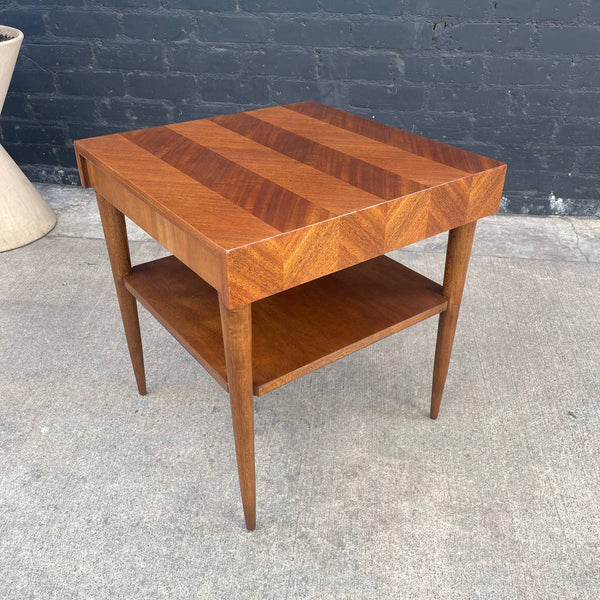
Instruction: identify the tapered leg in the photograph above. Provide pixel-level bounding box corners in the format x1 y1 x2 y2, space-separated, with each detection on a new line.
430 221 477 419
219 296 255 530
96 194 146 395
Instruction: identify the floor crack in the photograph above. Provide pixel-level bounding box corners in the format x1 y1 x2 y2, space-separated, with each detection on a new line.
566 217 590 263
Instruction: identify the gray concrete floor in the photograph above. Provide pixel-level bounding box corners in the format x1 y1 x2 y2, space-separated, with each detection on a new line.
1 185 599 599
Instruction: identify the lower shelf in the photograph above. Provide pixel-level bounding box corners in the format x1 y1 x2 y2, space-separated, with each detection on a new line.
123 255 447 396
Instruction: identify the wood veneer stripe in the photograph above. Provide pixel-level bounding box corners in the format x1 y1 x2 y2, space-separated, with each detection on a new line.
77 133 282 249
169 119 386 215
254 106 471 186
124 127 334 233
212 112 426 199
286 101 502 174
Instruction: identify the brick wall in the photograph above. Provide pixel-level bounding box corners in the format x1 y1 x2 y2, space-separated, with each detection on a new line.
1 0 599 216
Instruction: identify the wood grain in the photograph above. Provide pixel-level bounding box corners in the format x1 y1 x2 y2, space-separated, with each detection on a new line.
247 106 472 186
285 101 502 174
213 111 426 198
123 254 448 396
75 101 506 309
124 126 333 233
219 297 255 531
96 194 146 396
430 221 477 419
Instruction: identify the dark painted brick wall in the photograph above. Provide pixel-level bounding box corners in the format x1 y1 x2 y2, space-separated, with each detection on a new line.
1 0 599 215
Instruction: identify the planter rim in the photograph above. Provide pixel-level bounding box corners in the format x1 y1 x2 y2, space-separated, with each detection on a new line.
0 25 24 46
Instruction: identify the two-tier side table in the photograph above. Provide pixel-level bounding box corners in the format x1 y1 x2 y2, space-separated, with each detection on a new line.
75 101 506 530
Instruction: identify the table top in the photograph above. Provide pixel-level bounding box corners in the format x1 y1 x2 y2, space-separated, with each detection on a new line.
75 101 506 307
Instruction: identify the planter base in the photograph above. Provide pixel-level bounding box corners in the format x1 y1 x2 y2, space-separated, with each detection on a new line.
0 144 56 252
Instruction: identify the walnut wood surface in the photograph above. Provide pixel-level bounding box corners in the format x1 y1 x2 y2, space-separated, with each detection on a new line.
75 101 506 309
123 255 447 396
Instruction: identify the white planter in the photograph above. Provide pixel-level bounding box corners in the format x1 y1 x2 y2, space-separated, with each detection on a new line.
0 25 55 252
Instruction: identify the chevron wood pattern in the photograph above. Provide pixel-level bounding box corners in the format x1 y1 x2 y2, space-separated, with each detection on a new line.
75 101 506 308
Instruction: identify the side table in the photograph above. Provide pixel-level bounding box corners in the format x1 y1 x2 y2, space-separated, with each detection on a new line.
75 101 506 530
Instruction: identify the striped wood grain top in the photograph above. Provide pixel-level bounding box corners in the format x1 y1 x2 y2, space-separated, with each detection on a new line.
75 101 507 307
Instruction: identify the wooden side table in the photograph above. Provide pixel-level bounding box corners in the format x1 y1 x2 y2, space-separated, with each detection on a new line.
75 101 506 530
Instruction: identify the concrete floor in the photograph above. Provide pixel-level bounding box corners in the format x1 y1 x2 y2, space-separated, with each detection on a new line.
1 185 599 599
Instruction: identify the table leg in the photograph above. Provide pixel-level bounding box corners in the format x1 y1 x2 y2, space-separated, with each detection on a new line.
96 194 147 396
219 297 256 531
430 221 477 419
